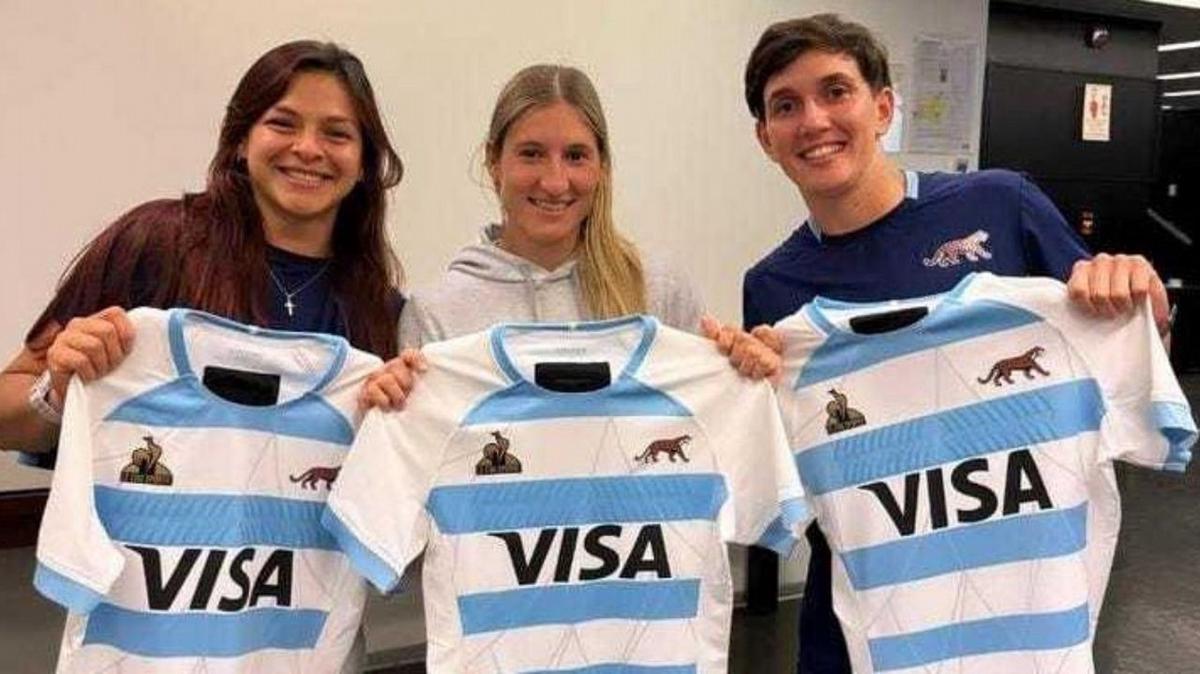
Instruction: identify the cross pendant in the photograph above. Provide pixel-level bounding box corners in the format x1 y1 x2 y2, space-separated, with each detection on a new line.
284 297 296 317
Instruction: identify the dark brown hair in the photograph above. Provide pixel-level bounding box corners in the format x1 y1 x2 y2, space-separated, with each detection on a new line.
744 14 892 122
28 40 404 359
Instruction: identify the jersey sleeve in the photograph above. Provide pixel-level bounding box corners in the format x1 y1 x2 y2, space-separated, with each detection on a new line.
988 275 1196 471
33 377 126 614
323 402 452 594
1017 173 1091 279
708 379 809 556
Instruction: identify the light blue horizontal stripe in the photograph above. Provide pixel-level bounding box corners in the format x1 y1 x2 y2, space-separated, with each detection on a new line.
427 475 726 535
33 563 105 614
95 486 337 550
320 507 401 594
105 379 354 446
796 296 1042 388
522 665 696 674
796 379 1104 495
458 579 700 635
1152 401 1198 472
842 502 1088 590
869 603 1090 671
83 603 327 657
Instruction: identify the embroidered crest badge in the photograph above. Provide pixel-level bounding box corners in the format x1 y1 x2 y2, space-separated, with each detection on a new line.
476 431 522 475
977 346 1050 386
825 390 866 435
290 466 341 490
119 435 174 486
922 229 993 268
634 435 692 464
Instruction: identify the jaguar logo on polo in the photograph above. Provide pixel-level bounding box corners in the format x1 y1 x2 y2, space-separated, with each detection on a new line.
825 389 866 435
634 435 692 464
475 431 522 475
922 229 993 268
119 435 174 486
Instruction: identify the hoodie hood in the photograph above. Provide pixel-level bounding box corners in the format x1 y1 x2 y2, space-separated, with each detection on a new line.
447 223 578 284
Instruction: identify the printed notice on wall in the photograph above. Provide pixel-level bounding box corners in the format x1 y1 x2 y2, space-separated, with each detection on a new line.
1082 83 1112 142
909 36 977 153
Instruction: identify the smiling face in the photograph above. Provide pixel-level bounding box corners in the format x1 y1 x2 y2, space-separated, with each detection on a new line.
755 49 894 203
240 70 363 244
488 100 602 270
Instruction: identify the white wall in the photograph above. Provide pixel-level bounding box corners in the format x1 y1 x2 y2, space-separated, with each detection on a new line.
0 0 987 626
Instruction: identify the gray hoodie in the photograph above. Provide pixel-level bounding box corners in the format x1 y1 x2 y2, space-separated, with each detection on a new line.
399 225 704 347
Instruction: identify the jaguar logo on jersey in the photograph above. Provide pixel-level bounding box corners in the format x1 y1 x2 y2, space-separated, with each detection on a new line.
489 524 671 585
977 346 1050 386
119 435 174 486
634 435 692 463
127 545 292 611
858 449 1053 536
290 466 340 490
922 229 993 268
476 431 522 475
825 389 866 435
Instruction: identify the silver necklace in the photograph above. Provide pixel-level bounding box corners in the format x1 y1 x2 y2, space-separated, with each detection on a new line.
267 261 332 317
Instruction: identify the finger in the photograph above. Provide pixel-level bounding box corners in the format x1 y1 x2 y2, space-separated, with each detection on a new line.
738 351 757 377
729 337 750 370
358 383 391 411
1128 258 1152 307
750 325 784 354
98 306 136 352
1066 260 1097 315
708 324 736 356
86 316 126 372
1149 275 1171 331
375 375 409 410
699 315 721 341
399 347 427 373
49 347 98 382
1106 255 1134 315
57 330 111 378
383 363 415 394
1089 255 1116 317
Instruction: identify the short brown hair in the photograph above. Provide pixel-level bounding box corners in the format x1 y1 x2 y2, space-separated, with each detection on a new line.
744 14 891 122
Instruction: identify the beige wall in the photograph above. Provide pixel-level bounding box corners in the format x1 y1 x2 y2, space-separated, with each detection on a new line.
0 0 988 620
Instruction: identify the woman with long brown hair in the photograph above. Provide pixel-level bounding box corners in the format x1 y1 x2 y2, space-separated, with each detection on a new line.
0 40 406 455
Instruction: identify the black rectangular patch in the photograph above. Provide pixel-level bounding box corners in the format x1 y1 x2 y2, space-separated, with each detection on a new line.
534 362 611 392
202 366 281 406
848 307 929 334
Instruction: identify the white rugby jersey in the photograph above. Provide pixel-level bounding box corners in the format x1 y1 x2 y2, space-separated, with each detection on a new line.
775 272 1197 674
323 315 806 673
35 307 380 673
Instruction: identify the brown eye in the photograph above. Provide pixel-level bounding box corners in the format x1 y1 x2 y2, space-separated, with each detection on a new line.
771 98 797 116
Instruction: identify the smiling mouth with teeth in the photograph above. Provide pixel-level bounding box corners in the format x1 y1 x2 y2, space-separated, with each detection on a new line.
530 198 573 212
278 167 331 183
802 143 846 160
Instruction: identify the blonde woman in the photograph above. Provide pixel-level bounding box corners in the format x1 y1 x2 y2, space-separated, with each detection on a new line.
399 64 701 347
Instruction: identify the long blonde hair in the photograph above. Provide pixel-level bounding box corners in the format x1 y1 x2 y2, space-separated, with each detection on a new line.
484 64 646 319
